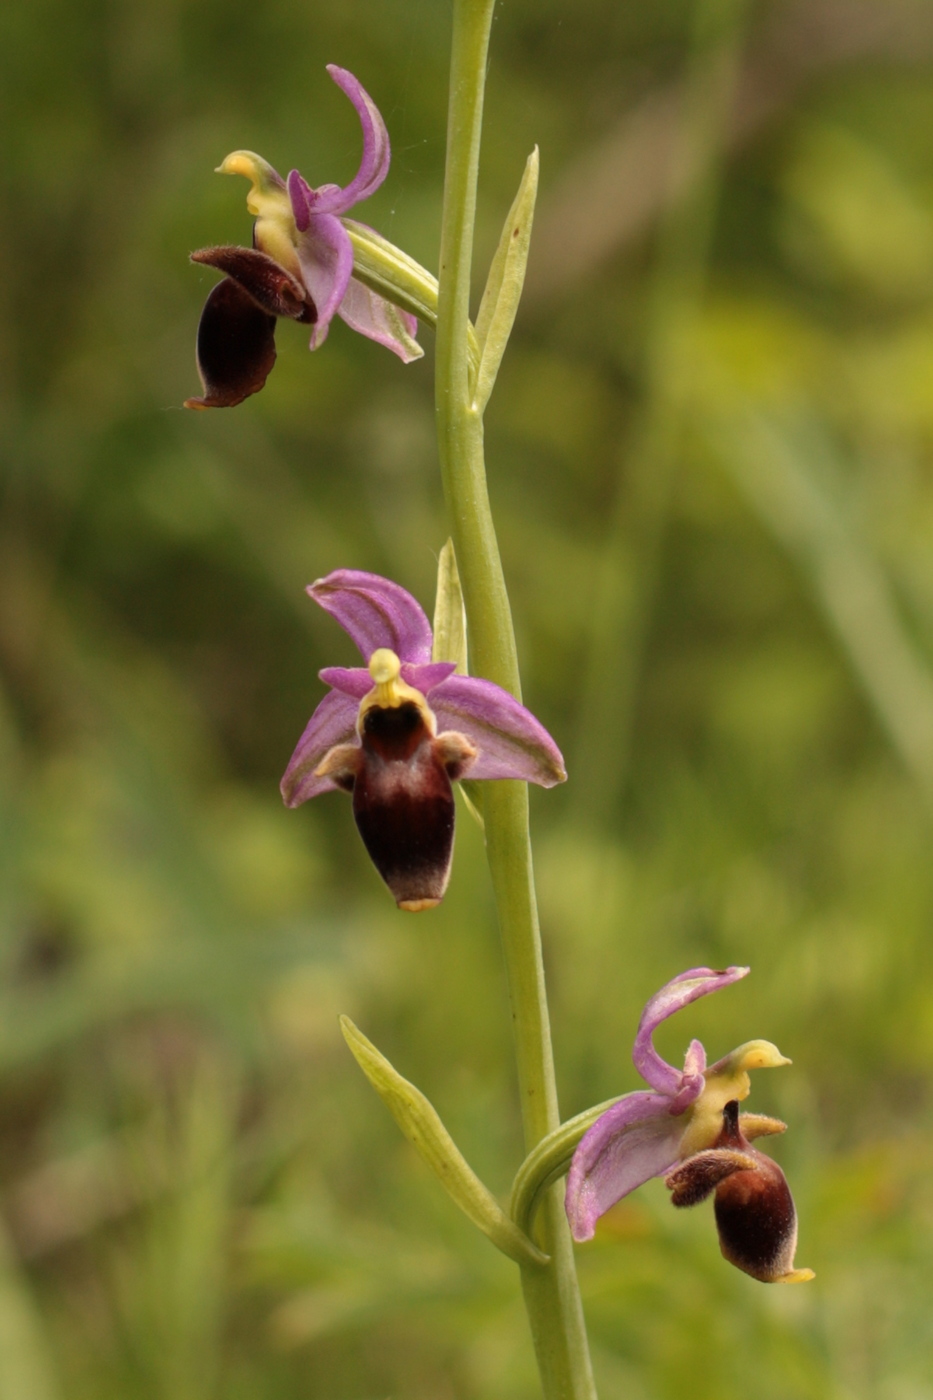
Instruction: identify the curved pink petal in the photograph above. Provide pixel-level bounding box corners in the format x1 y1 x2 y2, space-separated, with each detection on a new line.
565 1092 686 1242
428 675 566 787
287 169 316 231
281 689 359 806
401 662 457 694
315 65 390 214
633 967 749 1096
309 570 434 665
291 205 354 350
337 278 423 363
319 666 371 699
668 1038 707 1114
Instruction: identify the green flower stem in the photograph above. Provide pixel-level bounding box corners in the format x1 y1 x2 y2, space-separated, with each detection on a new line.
434 0 596 1395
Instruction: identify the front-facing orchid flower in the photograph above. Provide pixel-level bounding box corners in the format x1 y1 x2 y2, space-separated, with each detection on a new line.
281 570 566 910
565 968 814 1284
185 65 421 410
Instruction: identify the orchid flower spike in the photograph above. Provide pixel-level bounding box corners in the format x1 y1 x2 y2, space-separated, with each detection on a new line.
565 968 814 1284
185 65 421 409
281 570 566 910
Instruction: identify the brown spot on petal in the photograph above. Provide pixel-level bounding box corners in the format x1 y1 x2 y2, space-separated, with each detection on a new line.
352 702 456 909
185 277 277 409
190 245 316 322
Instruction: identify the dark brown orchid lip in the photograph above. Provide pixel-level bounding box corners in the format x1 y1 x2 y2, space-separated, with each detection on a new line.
712 1100 803 1283
666 1099 811 1283
190 245 317 322
352 701 457 911
311 699 477 911
185 245 318 410
184 276 278 410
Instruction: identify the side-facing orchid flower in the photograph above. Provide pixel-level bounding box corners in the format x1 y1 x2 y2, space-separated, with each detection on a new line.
185 65 421 410
565 967 814 1284
281 570 565 911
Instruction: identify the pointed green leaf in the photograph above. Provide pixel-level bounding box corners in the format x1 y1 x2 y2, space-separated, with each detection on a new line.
340 1016 548 1267
432 543 482 827
457 779 485 831
473 148 539 413
432 539 468 674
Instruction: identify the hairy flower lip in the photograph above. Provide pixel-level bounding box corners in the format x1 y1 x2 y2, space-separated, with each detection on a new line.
190 245 316 322
564 968 812 1284
186 66 422 410
666 1099 814 1284
281 570 565 907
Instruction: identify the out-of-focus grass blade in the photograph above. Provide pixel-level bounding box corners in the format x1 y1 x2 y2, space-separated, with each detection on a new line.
713 411 933 801
0 1220 62 1400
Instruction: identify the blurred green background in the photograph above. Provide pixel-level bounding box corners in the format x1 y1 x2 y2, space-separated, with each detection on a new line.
3 0 933 1394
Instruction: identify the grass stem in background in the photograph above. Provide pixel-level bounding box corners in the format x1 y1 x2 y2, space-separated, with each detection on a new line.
572 0 750 829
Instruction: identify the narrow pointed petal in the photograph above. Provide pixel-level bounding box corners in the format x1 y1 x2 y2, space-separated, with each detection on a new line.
740 1113 787 1140
318 666 372 699
668 1038 707 1114
309 571 434 665
337 278 423 362
428 675 566 787
401 661 457 694
565 1092 685 1242
184 277 277 410
281 689 359 806
306 66 390 216
190 246 314 321
291 206 354 350
632 967 749 1096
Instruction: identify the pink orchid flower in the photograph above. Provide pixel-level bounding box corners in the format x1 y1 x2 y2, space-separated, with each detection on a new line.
565 968 814 1284
281 570 565 910
186 66 420 409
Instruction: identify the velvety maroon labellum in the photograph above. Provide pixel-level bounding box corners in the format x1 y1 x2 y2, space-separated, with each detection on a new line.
190 245 317 323
666 1099 803 1283
712 1101 799 1282
184 277 278 410
351 702 456 911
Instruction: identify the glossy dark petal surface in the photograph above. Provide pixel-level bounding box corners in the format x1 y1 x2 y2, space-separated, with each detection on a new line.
352 702 456 909
184 277 277 410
